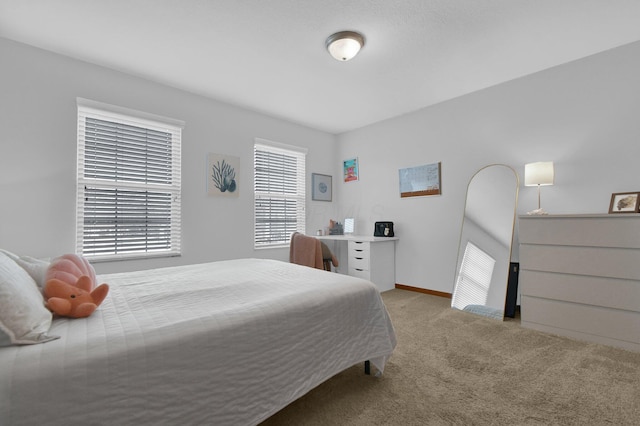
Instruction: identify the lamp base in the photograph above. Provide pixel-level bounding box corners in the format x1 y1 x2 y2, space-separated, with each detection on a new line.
527 208 549 216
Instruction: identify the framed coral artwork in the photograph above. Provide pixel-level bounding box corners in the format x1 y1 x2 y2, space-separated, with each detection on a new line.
207 153 239 197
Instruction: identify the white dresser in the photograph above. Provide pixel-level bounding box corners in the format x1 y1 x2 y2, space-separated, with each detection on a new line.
519 214 640 352
318 235 398 292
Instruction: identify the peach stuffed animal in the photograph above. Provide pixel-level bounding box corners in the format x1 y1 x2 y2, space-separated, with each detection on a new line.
44 254 109 318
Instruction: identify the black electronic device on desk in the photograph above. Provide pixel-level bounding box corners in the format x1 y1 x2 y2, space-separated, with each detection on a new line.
374 221 394 237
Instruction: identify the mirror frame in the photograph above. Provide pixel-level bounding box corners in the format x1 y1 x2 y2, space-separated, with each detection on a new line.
452 164 519 320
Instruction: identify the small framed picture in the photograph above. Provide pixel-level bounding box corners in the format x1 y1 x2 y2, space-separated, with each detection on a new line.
207 153 239 197
608 192 640 213
343 158 359 183
312 173 332 201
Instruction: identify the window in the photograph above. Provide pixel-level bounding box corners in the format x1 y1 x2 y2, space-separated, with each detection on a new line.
254 139 307 248
451 242 496 310
76 98 183 261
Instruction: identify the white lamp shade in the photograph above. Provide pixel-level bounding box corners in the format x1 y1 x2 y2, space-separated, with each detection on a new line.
524 162 554 186
326 31 365 61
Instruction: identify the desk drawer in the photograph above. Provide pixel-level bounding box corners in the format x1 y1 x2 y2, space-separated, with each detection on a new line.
348 240 370 257
350 255 370 270
349 267 371 280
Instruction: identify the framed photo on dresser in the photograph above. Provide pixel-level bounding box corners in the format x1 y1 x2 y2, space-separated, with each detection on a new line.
608 192 640 213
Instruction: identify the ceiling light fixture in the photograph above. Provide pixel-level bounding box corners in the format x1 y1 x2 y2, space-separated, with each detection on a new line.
325 31 365 61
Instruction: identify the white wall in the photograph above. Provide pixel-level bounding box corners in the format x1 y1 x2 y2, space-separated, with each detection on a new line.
3 37 640 289
0 38 337 274
336 40 640 294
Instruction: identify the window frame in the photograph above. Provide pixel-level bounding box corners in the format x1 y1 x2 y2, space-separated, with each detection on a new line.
76 98 184 262
253 138 307 249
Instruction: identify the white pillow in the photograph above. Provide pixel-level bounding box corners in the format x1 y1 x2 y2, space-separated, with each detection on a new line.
0 249 50 289
0 251 58 346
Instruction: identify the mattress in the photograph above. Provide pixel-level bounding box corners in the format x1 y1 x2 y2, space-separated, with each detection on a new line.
0 258 396 426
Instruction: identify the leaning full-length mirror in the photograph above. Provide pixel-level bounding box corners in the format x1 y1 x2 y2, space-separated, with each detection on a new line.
452 164 519 320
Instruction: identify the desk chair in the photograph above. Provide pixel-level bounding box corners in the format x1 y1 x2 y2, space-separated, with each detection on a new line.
320 241 339 272
289 232 338 272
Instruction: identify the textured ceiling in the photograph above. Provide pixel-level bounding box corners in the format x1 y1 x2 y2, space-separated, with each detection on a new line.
2 0 640 134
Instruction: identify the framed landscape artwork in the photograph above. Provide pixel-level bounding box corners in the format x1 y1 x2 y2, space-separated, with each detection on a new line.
399 161 442 197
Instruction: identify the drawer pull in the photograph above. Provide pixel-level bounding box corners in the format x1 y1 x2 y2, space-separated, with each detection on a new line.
355 268 364 271
355 257 363 260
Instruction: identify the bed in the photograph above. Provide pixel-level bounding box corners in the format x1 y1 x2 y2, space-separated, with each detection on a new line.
0 258 396 426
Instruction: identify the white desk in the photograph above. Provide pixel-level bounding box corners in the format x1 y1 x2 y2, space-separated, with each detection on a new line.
317 235 399 292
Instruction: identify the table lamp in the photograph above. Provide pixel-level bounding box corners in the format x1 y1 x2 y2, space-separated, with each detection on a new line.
525 161 554 215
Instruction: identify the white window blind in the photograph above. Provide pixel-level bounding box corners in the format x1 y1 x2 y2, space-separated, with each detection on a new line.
76 99 183 261
451 241 496 310
254 139 306 248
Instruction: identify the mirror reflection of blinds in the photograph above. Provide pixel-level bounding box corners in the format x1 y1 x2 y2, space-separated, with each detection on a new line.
254 140 306 248
77 100 182 260
451 242 496 310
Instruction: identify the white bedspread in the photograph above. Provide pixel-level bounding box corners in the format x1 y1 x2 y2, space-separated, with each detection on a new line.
0 259 396 426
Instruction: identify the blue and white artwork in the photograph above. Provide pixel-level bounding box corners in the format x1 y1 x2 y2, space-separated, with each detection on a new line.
208 153 239 197
312 173 332 201
399 161 441 197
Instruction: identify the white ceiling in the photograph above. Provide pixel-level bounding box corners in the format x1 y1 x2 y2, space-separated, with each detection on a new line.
2 0 640 134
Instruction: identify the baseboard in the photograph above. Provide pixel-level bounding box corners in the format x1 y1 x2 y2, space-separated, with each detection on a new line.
394 283 452 299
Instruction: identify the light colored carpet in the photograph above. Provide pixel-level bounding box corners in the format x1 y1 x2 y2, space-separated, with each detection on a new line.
261 289 640 425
